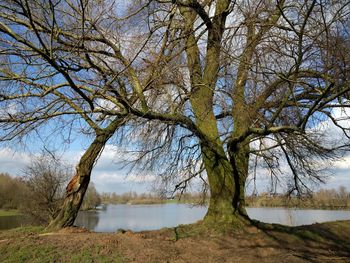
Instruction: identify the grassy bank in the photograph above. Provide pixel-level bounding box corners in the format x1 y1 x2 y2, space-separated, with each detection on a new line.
101 192 205 206
246 195 350 210
102 198 206 206
246 187 350 210
101 187 350 209
0 210 21 217
103 197 350 210
1 220 350 262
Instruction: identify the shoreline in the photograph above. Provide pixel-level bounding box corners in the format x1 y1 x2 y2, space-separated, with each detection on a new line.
1 220 349 262
99 201 350 210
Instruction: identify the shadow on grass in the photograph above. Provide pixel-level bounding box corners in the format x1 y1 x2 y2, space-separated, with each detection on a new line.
251 219 350 262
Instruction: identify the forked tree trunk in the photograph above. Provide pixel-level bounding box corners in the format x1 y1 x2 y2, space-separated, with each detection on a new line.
229 141 250 217
201 143 250 228
46 130 113 231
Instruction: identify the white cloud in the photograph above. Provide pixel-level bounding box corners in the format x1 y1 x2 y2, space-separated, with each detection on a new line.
333 155 350 170
0 143 154 193
315 105 350 141
2 103 350 195
95 98 118 111
0 147 31 176
90 144 155 192
94 171 155 184
0 102 17 118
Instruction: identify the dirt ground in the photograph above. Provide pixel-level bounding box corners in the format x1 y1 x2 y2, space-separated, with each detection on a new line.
1 220 350 262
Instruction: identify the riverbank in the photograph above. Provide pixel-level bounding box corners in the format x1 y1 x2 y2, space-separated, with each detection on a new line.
103 200 350 210
102 198 203 206
101 187 350 210
0 210 21 217
1 220 349 262
246 195 350 210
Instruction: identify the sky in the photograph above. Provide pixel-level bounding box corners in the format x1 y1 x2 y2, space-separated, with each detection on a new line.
0 138 349 195
0 108 349 195
1 1 349 196
1 103 350 195
0 144 154 194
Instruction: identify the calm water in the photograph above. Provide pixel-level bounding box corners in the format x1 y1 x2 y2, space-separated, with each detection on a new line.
73 204 350 232
0 215 31 230
2 204 350 231
75 204 207 232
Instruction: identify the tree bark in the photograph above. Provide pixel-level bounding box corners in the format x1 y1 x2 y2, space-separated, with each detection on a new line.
229 141 250 217
46 130 112 230
46 117 125 231
201 142 250 227
201 145 234 219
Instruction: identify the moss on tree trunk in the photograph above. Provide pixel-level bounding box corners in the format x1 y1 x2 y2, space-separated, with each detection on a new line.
230 141 250 217
46 131 113 231
201 144 250 229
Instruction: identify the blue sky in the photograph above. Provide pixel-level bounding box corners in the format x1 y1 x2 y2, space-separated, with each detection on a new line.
0 144 152 194
0 139 349 195
1 1 349 196
0 96 349 195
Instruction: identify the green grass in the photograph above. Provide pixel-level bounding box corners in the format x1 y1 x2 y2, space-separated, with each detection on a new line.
0 226 45 239
1 243 61 263
0 242 125 263
0 226 126 263
165 199 178 204
1 221 350 263
0 209 21 217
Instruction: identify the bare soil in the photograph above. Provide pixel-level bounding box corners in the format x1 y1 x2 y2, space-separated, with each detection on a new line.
1 220 350 262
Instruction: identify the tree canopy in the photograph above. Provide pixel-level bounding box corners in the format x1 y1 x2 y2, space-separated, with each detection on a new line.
0 0 349 229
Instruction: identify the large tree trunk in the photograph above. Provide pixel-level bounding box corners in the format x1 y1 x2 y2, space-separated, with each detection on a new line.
46 130 113 231
178 0 244 229
229 141 250 217
201 145 234 220
201 143 250 228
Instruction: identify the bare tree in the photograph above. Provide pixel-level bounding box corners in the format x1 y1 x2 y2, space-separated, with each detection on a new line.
0 0 350 230
0 172 28 209
22 154 70 223
0 0 129 229
81 182 101 210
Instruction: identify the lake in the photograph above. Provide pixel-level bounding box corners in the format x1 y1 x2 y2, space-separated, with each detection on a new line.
0 215 31 230
74 204 350 232
2 204 350 231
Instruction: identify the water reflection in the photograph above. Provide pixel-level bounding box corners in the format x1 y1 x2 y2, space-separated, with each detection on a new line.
247 207 350 226
2 204 350 232
75 211 99 230
75 204 206 232
74 204 350 232
0 215 31 230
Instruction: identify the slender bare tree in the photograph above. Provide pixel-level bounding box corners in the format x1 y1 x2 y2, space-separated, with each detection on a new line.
0 0 350 230
22 154 70 223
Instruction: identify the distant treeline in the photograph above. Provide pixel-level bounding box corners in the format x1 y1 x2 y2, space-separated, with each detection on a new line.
0 170 101 224
101 192 206 205
102 187 350 210
246 186 350 209
2 169 349 223
0 173 28 210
